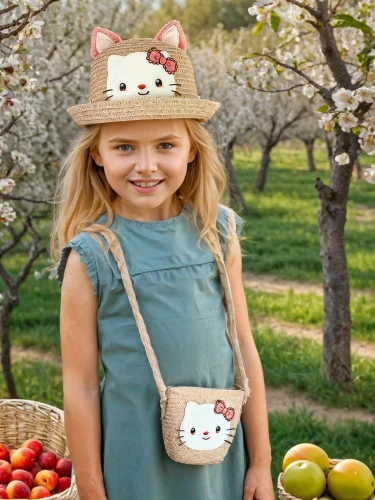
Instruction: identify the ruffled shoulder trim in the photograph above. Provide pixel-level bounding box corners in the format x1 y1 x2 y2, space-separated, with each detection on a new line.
56 233 99 296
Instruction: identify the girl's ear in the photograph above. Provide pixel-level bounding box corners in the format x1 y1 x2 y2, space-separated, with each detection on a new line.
91 27 122 58
154 20 186 51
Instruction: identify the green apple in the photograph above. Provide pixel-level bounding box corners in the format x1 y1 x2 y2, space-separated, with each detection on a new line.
283 459 327 500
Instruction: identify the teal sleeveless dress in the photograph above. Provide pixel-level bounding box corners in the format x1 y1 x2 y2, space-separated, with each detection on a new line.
57 201 248 500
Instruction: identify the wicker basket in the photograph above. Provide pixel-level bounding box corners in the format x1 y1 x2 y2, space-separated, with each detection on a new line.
278 458 375 500
0 399 79 499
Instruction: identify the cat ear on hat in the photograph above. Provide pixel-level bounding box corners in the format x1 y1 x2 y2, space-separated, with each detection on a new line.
155 20 186 51
91 27 122 58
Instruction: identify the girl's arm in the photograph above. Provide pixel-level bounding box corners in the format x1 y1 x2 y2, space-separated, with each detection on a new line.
60 249 107 500
226 236 274 499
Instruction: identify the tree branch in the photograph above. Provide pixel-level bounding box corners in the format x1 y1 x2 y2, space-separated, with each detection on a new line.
284 0 319 18
0 193 52 204
46 63 83 83
232 73 305 93
249 52 331 101
0 4 18 16
0 111 25 136
0 0 59 41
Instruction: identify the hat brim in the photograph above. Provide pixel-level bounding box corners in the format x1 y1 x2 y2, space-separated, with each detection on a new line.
67 97 220 127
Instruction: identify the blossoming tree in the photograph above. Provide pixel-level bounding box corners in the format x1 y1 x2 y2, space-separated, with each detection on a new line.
0 0 152 397
234 0 375 383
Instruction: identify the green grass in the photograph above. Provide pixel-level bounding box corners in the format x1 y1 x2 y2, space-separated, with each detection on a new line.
2 359 374 492
255 326 375 413
234 146 375 289
269 409 375 490
0 360 63 408
246 288 375 342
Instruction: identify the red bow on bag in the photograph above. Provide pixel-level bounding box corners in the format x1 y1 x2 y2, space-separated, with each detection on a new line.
214 400 235 421
146 48 178 74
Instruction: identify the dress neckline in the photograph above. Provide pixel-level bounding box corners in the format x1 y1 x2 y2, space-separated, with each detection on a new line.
98 201 191 227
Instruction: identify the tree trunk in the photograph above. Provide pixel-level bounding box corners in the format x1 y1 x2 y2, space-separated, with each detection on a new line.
304 138 316 172
315 128 354 384
325 133 334 170
254 145 272 193
224 140 248 213
0 299 19 398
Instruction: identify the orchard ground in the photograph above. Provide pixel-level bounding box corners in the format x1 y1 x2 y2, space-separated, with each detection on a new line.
1 142 374 491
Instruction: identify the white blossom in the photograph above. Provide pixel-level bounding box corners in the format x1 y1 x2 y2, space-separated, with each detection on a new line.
335 153 350 165
338 112 358 132
359 131 375 155
319 113 335 131
0 91 22 110
364 165 375 184
0 178 16 194
332 88 360 112
20 0 45 10
355 87 375 104
302 85 315 98
0 202 16 226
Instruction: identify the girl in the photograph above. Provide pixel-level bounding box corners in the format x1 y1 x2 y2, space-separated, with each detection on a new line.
51 20 274 500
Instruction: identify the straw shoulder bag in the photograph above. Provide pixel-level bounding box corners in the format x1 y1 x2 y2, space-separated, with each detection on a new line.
97 206 251 465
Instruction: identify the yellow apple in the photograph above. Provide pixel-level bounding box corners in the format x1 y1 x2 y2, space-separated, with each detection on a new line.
282 443 330 475
327 459 375 500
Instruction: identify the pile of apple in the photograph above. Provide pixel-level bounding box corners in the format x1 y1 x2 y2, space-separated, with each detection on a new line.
281 443 375 500
0 439 72 499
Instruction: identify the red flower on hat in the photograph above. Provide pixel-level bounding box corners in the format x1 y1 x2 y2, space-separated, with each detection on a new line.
146 48 178 75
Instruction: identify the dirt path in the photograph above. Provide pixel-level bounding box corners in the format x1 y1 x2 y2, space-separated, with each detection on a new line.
242 271 374 298
266 386 374 423
9 345 374 424
353 204 375 222
255 315 375 360
11 345 61 364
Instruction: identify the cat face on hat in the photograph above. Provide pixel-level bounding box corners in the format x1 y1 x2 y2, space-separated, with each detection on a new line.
66 20 220 126
89 21 194 103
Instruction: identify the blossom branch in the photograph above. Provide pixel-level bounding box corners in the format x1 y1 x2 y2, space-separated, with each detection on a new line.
46 63 83 83
0 4 17 16
232 73 304 93
250 52 330 99
0 193 52 204
0 112 25 137
0 0 59 41
284 0 319 18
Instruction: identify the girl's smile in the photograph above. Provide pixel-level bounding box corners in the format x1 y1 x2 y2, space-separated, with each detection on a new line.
130 179 164 193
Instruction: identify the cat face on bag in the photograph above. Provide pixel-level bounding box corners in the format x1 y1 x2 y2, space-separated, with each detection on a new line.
179 402 234 451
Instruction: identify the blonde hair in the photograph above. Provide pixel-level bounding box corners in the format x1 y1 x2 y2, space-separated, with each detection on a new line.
49 119 246 274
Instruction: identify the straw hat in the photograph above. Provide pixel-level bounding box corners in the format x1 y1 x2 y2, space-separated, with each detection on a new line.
67 20 220 127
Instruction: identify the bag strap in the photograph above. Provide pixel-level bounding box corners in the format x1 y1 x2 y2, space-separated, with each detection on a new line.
97 206 250 418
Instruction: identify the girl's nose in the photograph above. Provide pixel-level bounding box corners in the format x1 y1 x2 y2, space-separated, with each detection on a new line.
138 84 146 89
203 431 209 435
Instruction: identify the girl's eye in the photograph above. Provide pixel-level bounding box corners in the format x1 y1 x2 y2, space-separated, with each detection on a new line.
155 79 163 87
116 143 173 152
117 145 131 152
190 428 195 435
119 83 126 91
159 143 173 150
216 426 221 433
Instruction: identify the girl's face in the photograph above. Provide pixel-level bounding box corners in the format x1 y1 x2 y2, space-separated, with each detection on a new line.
92 119 197 220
